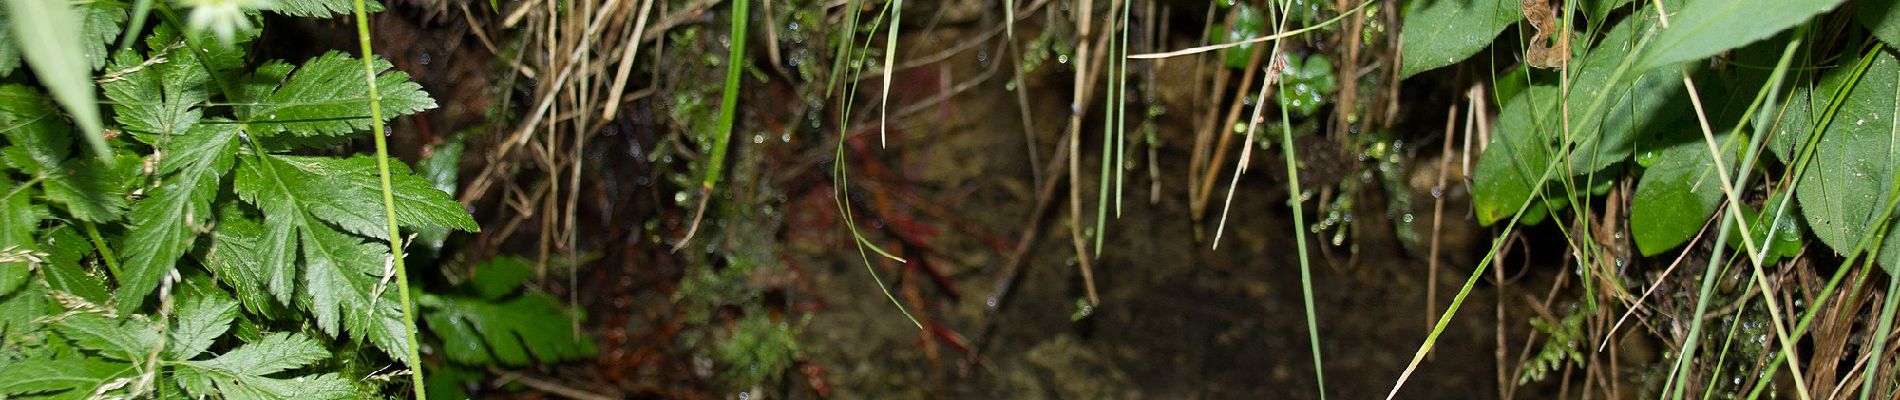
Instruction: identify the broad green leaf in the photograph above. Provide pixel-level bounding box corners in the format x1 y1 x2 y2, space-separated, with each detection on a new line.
201 210 280 317
3 0 108 160
421 291 595 366
1276 54 1336 116
101 38 211 138
240 154 476 240
258 211 300 303
297 223 412 363
1471 16 1689 214
115 124 238 313
1473 86 1557 226
1220 4 1265 69
1399 0 1521 78
1637 0 1845 72
1630 135 1734 256
39 227 110 304
174 332 358 400
425 363 482 400
0 278 42 339
267 0 383 18
1862 0 1900 48
0 175 37 295
472 256 533 301
0 356 133 397
231 154 328 304
414 137 464 253
146 23 253 85
235 51 436 137
231 154 416 361
42 155 136 222
0 85 70 173
297 155 477 238
1586 0 1633 25
1771 50 1900 274
1558 17 1690 176
52 312 160 361
1727 192 1805 264
77 1 126 70
0 85 130 222
167 290 238 360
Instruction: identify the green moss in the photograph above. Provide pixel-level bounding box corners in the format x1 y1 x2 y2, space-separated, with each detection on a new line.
713 313 802 387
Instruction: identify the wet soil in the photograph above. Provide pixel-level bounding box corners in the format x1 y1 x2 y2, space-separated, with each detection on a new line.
776 25 1547 399
337 2 1605 397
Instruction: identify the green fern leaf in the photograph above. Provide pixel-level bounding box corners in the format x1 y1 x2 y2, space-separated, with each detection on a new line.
0 356 134 397
422 264 595 366
51 312 160 362
0 85 129 222
236 51 435 137
267 0 383 18
38 227 110 304
1 175 39 296
114 123 237 313
201 209 282 317
0 279 43 340
268 155 476 239
76 0 125 71
0 85 69 173
202 209 277 315
167 289 239 360
470 255 532 301
101 38 210 138
232 154 419 362
173 332 358 400
298 223 412 364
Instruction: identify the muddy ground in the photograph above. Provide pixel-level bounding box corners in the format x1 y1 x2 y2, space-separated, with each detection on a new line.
340 2 1623 398
763 24 1555 399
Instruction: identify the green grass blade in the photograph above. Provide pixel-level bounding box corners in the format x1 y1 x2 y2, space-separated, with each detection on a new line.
878 0 901 147
1277 52 1328 400
5 0 109 162
1003 0 1014 40
120 0 155 50
350 0 424 397
1094 2 1117 255
1661 199 1740 400
1858 263 1900 399
1113 0 1130 218
704 0 750 190
824 0 861 97
829 0 919 328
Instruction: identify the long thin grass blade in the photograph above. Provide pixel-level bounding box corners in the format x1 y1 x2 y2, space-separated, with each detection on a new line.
878 0 902 147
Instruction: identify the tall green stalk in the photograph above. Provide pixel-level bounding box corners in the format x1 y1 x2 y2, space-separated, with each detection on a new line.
706 0 749 192
1277 58 1328 400
349 0 426 398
